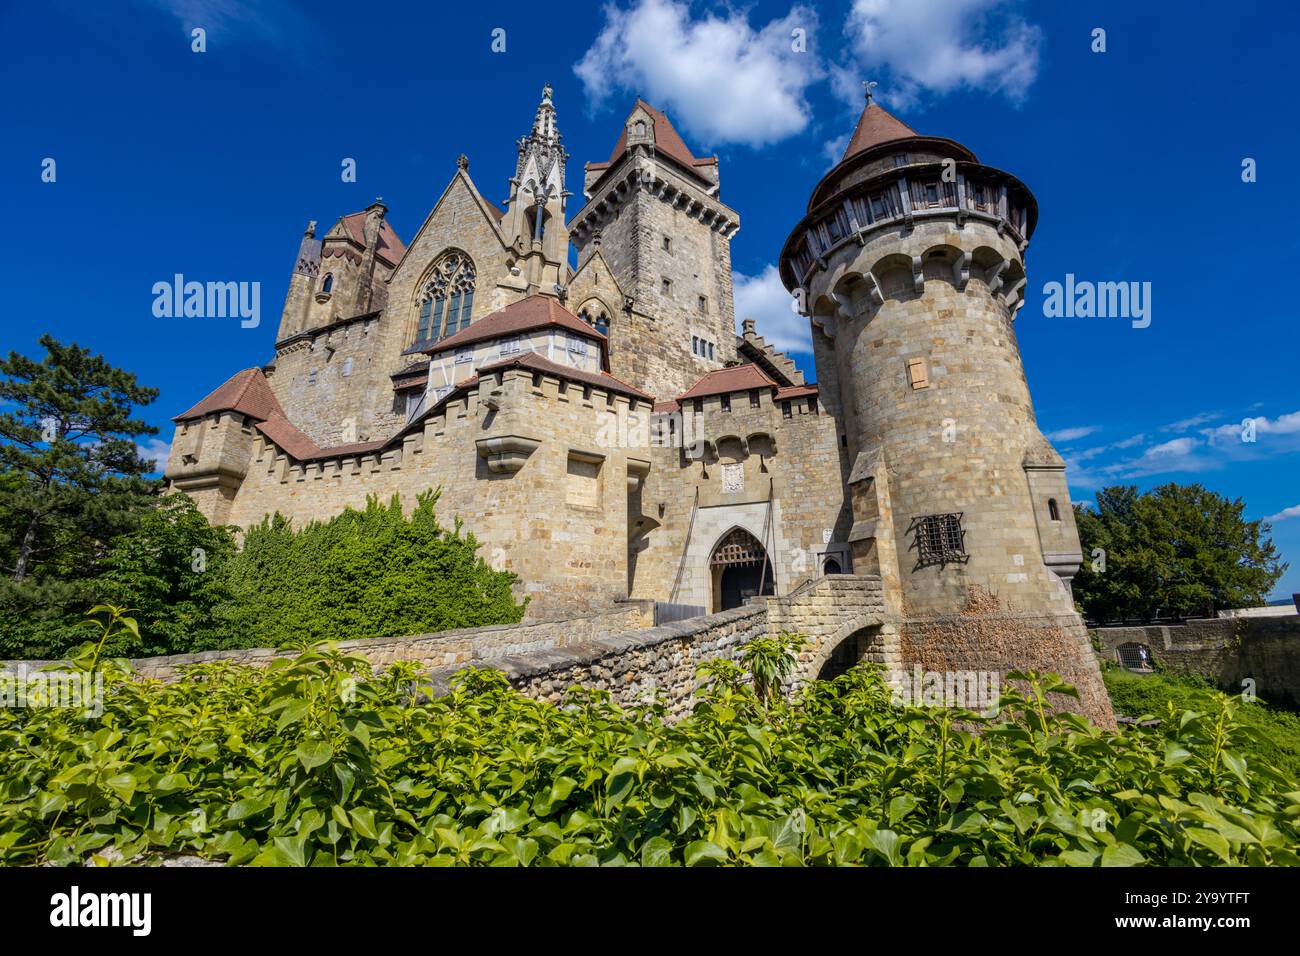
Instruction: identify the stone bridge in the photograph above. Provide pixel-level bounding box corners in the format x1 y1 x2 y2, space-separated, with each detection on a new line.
1 575 891 719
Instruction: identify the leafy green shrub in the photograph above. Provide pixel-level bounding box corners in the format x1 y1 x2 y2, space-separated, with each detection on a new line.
1105 668 1300 781
220 491 524 648
2 613 1296 867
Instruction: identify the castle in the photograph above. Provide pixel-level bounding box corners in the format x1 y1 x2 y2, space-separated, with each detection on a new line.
164 86 1109 717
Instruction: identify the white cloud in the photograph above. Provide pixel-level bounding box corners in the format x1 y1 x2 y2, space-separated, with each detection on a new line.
1264 505 1300 524
1202 411 1300 446
733 265 811 355
1045 425 1100 444
575 0 824 148
137 437 171 474
843 0 1042 108
1162 410 1220 432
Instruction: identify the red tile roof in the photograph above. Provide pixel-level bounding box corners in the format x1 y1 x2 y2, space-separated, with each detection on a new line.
776 384 818 400
678 364 778 401
476 351 654 402
587 100 717 180
340 211 407 267
421 295 607 357
255 414 386 463
841 101 919 164
173 368 285 423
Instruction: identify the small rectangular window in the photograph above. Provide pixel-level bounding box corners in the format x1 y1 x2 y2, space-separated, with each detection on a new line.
693 398 703 414
691 335 699 355
720 393 731 412
807 396 818 414
749 389 760 408
707 341 714 360
662 277 672 296
455 347 473 364
698 295 707 313
501 336 521 356
663 236 672 253
568 333 585 354
782 400 792 419
906 357 929 389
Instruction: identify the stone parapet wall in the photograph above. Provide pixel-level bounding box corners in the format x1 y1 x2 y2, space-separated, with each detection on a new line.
429 604 771 719
0 601 653 683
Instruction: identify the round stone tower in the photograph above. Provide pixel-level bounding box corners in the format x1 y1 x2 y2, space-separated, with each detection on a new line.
780 94 1112 725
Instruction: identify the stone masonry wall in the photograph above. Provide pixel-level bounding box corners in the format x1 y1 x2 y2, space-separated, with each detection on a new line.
0 602 653 683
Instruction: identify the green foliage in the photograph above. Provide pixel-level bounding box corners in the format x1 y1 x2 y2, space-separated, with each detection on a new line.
1073 483 1286 621
740 632 804 707
0 495 238 659
1105 668 1300 781
0 335 160 643
221 491 525 647
2 634 1296 867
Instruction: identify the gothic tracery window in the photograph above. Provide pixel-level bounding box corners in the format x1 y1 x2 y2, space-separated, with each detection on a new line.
579 302 611 341
415 252 476 345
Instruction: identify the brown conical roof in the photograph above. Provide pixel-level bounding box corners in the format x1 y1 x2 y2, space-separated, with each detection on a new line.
841 101 918 163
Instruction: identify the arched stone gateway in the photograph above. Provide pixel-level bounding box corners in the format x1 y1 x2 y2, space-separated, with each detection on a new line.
709 527 774 612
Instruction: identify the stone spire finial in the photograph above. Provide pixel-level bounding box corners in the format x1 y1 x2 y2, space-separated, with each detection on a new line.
541 82 553 104
456 154 469 171
305 219 317 238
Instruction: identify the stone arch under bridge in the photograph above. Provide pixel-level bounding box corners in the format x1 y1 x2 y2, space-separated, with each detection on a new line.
764 574 900 691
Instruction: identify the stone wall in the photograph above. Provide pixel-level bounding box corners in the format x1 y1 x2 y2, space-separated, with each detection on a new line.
1091 615 1300 708
432 574 889 717
433 603 771 719
0 602 652 683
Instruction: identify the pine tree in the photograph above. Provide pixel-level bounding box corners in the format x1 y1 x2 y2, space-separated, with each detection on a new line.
0 335 160 643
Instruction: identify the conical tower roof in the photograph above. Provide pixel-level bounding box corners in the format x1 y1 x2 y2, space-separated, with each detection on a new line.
841 100 919 162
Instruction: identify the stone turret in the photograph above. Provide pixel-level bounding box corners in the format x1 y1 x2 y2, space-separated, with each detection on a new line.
568 99 741 398
779 90 1111 725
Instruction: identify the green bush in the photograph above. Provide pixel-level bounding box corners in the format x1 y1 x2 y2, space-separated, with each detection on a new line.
1105 668 1300 781
221 491 525 647
2 611 1296 867
0 490 525 659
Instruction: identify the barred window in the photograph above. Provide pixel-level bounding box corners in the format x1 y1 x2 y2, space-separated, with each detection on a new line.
912 513 967 566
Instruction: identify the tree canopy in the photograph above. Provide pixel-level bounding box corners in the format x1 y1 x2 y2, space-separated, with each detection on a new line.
1072 483 1286 622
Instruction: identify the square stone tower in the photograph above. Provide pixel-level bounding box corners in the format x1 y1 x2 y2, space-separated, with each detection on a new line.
568 101 741 399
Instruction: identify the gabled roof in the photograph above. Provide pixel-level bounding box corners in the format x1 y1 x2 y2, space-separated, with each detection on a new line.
417 295 607 357
678 364 778 401
173 368 285 423
841 101 918 163
586 99 717 181
339 212 406 267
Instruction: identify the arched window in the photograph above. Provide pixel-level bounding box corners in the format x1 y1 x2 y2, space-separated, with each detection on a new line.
415 252 476 345
321 273 334 294
579 303 611 343
1048 498 1061 521
823 557 842 575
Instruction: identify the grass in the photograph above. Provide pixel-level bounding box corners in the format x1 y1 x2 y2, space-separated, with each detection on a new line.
1104 667 1300 782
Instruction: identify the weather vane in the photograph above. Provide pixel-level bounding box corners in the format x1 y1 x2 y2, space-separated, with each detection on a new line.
863 80 878 102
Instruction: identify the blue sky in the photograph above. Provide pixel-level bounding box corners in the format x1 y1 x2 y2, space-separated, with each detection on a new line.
3 0 1298 600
